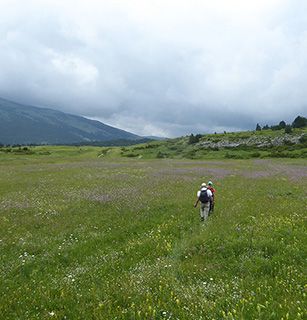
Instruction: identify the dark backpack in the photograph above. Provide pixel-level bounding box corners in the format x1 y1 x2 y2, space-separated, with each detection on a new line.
199 189 210 203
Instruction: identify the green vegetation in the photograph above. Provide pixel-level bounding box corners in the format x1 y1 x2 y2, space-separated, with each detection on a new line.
292 116 307 128
116 127 307 160
1 126 307 162
259 115 307 131
0 149 306 319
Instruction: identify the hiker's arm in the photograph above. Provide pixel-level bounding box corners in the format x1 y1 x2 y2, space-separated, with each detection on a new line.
212 189 216 203
208 191 213 204
194 198 199 207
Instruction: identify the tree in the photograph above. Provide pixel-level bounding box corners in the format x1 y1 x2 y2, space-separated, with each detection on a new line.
279 120 286 129
188 134 196 144
292 116 307 128
156 151 164 158
256 123 262 131
271 125 281 131
188 133 202 144
285 125 292 134
262 124 269 130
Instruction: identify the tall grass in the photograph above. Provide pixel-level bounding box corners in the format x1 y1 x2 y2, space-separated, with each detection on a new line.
0 152 306 319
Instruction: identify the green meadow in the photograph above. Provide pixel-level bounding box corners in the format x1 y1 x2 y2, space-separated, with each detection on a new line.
0 147 306 319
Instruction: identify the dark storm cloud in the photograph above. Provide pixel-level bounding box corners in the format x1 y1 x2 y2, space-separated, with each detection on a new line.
0 0 306 137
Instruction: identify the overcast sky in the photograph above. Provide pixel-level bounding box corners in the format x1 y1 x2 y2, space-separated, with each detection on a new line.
0 0 306 137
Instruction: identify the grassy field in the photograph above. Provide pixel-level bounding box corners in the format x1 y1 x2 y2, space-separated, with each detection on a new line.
0 148 306 319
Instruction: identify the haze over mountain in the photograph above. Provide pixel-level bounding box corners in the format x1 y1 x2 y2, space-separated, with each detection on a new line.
0 97 140 145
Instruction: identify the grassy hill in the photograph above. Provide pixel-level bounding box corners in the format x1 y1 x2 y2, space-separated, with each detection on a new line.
0 148 306 319
1 127 306 161
101 127 307 160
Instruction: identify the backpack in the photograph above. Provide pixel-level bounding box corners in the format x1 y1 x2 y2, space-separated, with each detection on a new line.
207 186 216 197
199 189 210 203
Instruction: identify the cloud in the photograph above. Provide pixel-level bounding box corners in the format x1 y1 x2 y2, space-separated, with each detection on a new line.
0 0 306 137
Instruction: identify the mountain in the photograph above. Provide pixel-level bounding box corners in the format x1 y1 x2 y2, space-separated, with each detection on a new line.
0 97 140 145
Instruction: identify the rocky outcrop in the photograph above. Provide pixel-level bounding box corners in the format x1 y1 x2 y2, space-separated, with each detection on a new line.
200 134 304 149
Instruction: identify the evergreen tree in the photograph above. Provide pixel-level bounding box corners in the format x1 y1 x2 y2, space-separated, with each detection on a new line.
279 120 286 129
271 125 280 131
285 125 292 134
188 134 195 144
256 123 262 131
188 133 202 144
292 116 307 128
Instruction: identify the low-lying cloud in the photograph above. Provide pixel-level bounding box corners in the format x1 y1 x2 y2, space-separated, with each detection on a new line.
0 0 306 137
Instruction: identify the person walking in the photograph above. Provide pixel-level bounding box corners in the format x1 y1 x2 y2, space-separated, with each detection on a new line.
207 180 216 214
194 183 213 221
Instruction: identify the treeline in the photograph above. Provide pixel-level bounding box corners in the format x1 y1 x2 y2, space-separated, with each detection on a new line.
187 115 307 145
0 138 153 148
256 115 307 132
70 138 153 147
0 145 35 155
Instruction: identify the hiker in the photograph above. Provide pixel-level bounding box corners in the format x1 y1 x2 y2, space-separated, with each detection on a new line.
207 180 216 214
194 183 213 221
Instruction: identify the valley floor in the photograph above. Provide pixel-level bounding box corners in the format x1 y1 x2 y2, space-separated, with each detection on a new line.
0 153 306 319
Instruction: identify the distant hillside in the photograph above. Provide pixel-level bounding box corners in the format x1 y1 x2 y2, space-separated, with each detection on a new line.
111 125 307 160
0 97 140 145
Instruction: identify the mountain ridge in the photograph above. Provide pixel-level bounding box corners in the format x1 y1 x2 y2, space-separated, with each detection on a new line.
0 97 140 145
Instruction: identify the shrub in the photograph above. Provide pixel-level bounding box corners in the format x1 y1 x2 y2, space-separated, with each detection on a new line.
271 125 281 131
156 151 165 158
188 134 202 144
132 146 145 150
184 150 197 159
284 139 295 146
208 146 219 151
299 134 307 144
224 152 247 159
145 144 159 149
168 145 180 151
300 150 307 158
268 151 299 158
124 153 139 158
284 125 292 134
13 147 34 155
38 151 51 155
250 152 261 158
